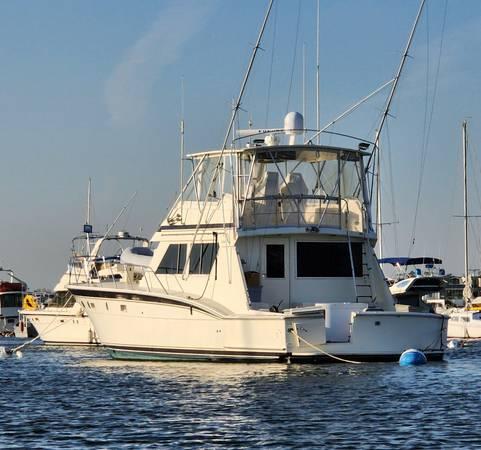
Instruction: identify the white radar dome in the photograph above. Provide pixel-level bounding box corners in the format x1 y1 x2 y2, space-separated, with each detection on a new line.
284 112 304 135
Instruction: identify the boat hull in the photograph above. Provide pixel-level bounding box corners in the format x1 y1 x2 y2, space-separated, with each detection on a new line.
72 288 446 362
448 320 481 339
21 306 99 345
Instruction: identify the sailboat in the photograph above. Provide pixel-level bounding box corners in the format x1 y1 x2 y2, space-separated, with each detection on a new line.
444 121 481 339
67 1 446 362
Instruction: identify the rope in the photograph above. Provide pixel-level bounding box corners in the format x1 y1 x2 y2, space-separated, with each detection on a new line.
288 328 362 364
4 292 83 356
6 316 77 355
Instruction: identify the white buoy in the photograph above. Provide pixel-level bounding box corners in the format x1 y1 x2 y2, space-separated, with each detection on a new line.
447 339 463 350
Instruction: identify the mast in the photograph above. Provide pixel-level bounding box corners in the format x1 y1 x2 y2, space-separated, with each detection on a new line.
316 0 320 144
463 120 469 304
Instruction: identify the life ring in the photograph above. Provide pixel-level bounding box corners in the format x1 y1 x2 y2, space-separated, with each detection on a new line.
22 294 38 310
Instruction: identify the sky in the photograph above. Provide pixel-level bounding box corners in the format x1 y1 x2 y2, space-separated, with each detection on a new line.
0 0 480 288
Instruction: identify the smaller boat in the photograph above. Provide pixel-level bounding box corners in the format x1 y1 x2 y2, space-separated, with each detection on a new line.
21 230 149 345
379 257 445 312
447 302 481 339
0 269 27 336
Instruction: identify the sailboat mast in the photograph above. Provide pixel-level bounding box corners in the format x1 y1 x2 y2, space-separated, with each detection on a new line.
316 0 320 144
463 120 469 292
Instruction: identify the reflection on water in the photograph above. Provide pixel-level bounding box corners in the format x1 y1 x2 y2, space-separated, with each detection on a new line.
2 338 481 448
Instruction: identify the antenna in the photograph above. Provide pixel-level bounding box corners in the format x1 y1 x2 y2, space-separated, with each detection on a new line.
84 178 93 253
179 77 185 223
87 177 91 227
302 42 306 140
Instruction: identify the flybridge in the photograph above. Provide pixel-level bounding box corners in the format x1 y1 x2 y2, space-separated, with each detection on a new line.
169 120 372 235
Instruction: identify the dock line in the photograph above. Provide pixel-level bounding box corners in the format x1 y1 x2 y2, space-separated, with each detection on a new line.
288 328 362 364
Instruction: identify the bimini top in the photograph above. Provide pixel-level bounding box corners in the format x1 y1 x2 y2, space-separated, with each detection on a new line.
379 257 443 266
187 144 370 163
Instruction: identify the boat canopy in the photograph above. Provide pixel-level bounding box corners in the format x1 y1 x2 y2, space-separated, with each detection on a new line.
187 144 368 163
379 257 443 266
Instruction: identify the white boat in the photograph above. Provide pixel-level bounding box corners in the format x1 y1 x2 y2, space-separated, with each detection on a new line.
431 121 481 339
69 136 446 361
21 230 149 345
447 307 481 339
68 2 446 362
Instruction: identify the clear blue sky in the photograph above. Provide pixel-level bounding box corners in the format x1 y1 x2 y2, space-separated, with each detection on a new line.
0 0 479 288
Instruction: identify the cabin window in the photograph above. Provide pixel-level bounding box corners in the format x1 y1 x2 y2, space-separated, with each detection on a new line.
296 242 363 277
189 243 218 275
0 293 23 308
266 244 285 278
157 244 187 274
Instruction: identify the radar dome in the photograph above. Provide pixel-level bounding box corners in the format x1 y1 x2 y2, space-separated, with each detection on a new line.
284 112 304 135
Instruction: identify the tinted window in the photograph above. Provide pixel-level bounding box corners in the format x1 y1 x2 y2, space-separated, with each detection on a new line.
266 244 285 278
1 293 23 308
189 243 218 275
297 242 362 277
156 244 186 274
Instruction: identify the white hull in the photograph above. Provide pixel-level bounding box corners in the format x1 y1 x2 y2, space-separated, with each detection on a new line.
72 287 446 362
22 304 99 345
447 310 481 339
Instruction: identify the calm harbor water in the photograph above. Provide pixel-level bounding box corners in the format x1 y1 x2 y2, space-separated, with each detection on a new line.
1 338 481 449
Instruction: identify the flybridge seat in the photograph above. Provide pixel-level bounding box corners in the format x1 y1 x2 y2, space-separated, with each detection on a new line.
243 171 280 227
120 247 154 268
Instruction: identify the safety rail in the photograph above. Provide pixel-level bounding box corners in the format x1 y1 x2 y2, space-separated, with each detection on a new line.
240 195 365 232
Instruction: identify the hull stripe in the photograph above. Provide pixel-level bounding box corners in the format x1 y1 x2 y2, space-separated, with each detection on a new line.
69 289 218 318
106 345 444 363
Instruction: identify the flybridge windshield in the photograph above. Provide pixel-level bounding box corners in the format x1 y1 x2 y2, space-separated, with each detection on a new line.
239 147 367 231
173 144 370 233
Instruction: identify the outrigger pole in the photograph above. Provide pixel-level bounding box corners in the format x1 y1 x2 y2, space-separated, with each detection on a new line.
180 0 274 283
365 0 426 235
366 0 426 174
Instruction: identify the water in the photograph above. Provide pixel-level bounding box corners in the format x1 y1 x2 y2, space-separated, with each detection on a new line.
1 338 481 449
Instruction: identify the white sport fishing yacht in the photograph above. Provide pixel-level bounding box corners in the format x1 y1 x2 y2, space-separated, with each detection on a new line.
21 230 149 345
69 126 446 361
68 1 446 362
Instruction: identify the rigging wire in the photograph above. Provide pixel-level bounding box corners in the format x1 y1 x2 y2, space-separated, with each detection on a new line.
286 0 302 113
467 143 481 268
407 0 447 257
